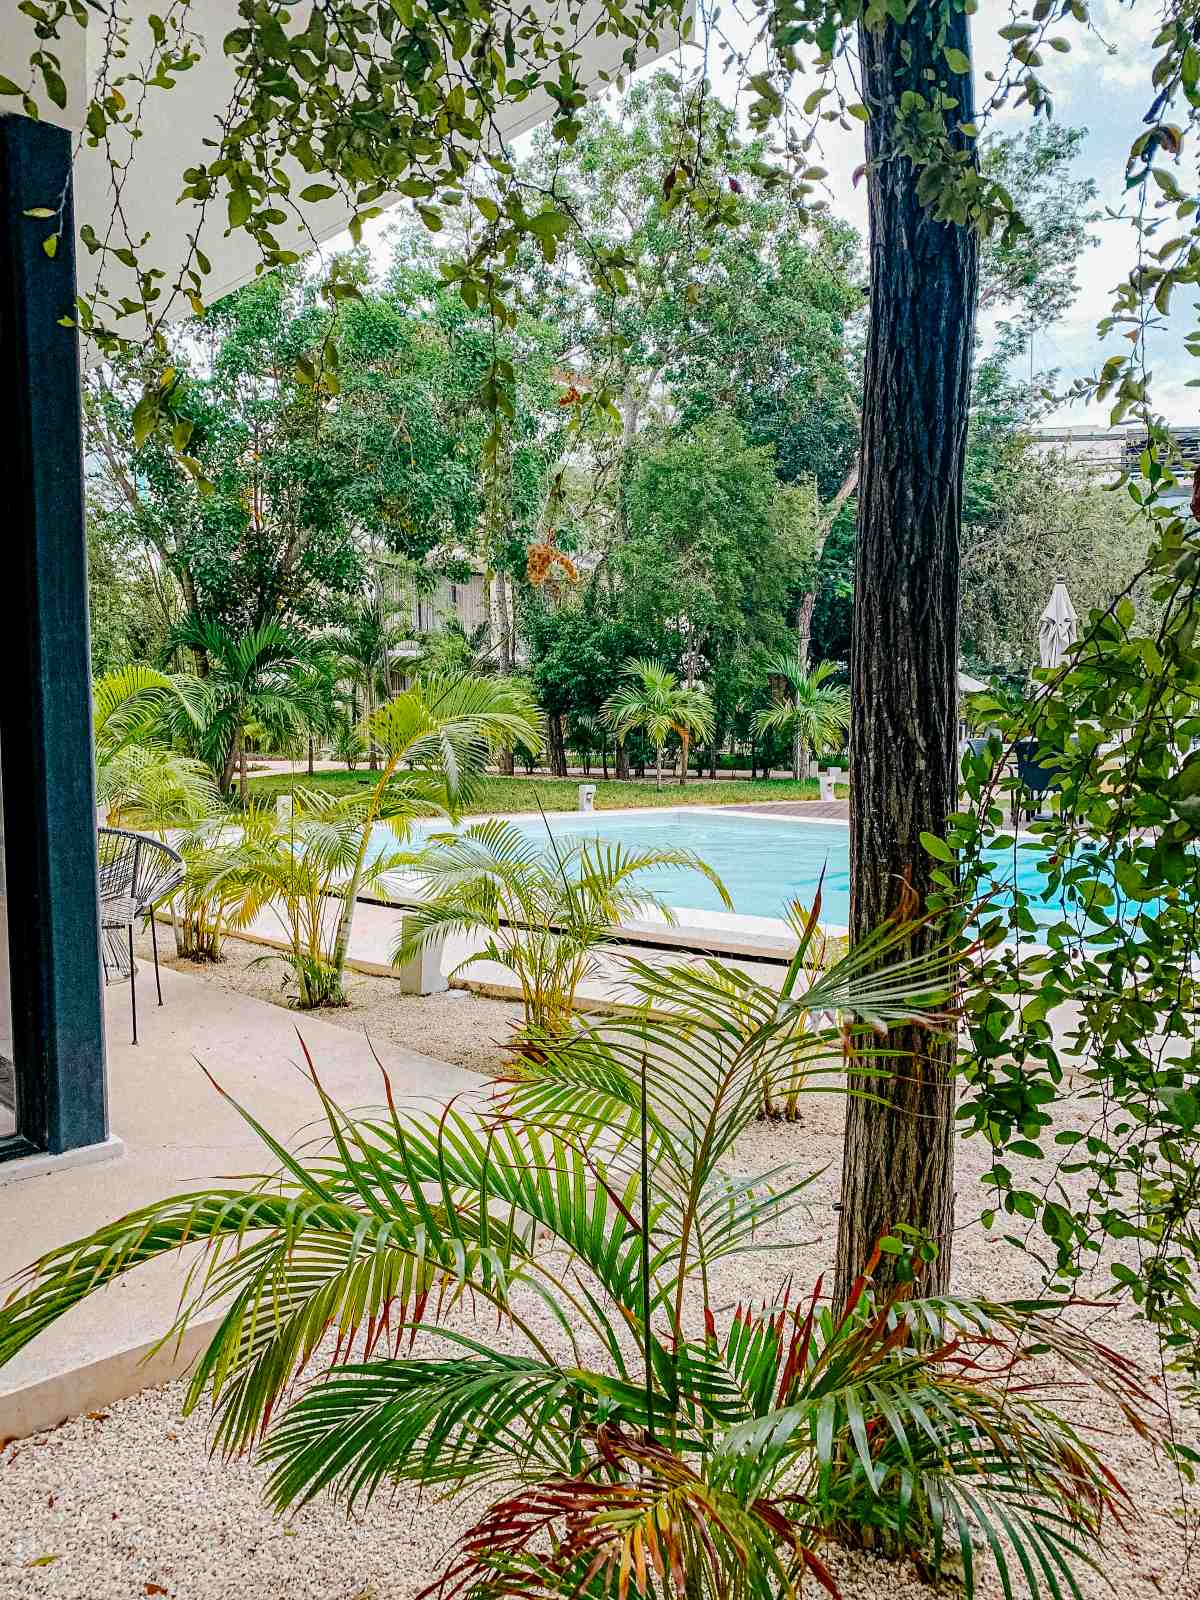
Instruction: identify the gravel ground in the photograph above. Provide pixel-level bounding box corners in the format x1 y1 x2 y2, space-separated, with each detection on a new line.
146 931 526 1077
2 956 1196 1599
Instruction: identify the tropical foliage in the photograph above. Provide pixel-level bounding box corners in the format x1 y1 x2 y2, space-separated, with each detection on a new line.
160 615 329 802
603 660 716 790
0 921 1152 1598
755 658 851 783
394 816 732 1041
233 675 544 1007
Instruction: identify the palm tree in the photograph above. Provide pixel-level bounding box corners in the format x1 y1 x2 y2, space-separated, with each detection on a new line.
319 673 543 1005
602 659 715 790
755 656 850 783
0 923 1140 1600
162 615 327 805
92 664 220 827
321 594 411 771
395 817 732 1041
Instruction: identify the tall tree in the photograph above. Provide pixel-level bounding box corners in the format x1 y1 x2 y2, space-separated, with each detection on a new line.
835 8 979 1307
603 658 715 789
85 271 364 645
754 657 850 783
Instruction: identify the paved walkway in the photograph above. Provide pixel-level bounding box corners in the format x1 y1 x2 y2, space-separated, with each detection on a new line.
0 966 482 1432
725 799 849 820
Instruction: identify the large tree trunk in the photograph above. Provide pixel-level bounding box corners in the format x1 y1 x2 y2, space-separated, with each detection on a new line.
678 730 689 787
834 11 978 1308
548 712 568 778
615 739 629 780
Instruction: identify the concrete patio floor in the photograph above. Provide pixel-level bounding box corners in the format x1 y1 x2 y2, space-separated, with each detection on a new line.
0 963 482 1440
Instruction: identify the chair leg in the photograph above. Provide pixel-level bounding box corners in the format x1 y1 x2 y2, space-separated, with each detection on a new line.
128 923 138 1046
150 911 163 1006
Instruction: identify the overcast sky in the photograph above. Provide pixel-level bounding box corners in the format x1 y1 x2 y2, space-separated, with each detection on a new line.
690 0 1191 426
352 0 1190 428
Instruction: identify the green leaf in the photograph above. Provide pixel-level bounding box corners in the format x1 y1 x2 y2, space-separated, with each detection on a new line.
23 206 56 219
919 831 954 862
943 48 971 75
227 187 252 229
299 183 337 202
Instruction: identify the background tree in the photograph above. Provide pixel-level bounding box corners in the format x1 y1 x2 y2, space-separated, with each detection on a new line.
961 441 1156 675
603 659 715 789
85 271 364 648
755 657 850 783
163 616 326 803
620 415 815 678
321 590 410 771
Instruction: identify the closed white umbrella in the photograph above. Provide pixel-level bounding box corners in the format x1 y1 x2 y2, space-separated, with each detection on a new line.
1039 577 1078 670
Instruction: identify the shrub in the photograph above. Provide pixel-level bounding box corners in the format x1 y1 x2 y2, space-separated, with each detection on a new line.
393 815 731 1043
0 917 1152 1599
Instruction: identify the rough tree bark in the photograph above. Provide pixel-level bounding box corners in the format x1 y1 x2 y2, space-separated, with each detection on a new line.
834 10 978 1308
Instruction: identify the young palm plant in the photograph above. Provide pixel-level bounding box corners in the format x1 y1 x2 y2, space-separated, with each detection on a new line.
393 815 733 1043
228 789 429 1007
603 659 715 789
93 663 218 826
240 674 543 1007
322 674 544 1002
0 916 1152 1600
755 656 850 783
161 614 328 805
169 817 253 963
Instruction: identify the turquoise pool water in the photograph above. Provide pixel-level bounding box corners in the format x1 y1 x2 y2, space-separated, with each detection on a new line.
374 809 1087 929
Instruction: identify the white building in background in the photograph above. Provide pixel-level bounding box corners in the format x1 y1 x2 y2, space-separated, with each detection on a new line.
371 554 525 672
1031 422 1200 507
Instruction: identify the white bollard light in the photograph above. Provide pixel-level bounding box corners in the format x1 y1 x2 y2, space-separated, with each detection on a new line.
393 913 448 995
578 783 597 813
818 771 836 802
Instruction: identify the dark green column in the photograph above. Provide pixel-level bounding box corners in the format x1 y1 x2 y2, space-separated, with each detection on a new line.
0 113 107 1158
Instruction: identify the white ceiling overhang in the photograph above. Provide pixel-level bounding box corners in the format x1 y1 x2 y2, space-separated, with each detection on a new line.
7 1 687 326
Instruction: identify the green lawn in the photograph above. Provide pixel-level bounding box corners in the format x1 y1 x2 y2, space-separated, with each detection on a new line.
248 768 843 813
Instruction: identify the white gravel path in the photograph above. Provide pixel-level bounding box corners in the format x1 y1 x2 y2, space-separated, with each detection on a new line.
2 968 1197 1599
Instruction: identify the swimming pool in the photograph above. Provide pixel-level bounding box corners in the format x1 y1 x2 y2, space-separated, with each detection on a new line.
373 807 1091 931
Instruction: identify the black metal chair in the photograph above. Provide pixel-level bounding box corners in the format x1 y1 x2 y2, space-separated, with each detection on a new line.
1014 739 1062 823
97 828 185 1044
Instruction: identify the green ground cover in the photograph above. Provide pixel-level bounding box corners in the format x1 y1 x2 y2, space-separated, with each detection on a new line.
248 769 844 813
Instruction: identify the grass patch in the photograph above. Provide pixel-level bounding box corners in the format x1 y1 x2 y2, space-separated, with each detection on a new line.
247 769 843 813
